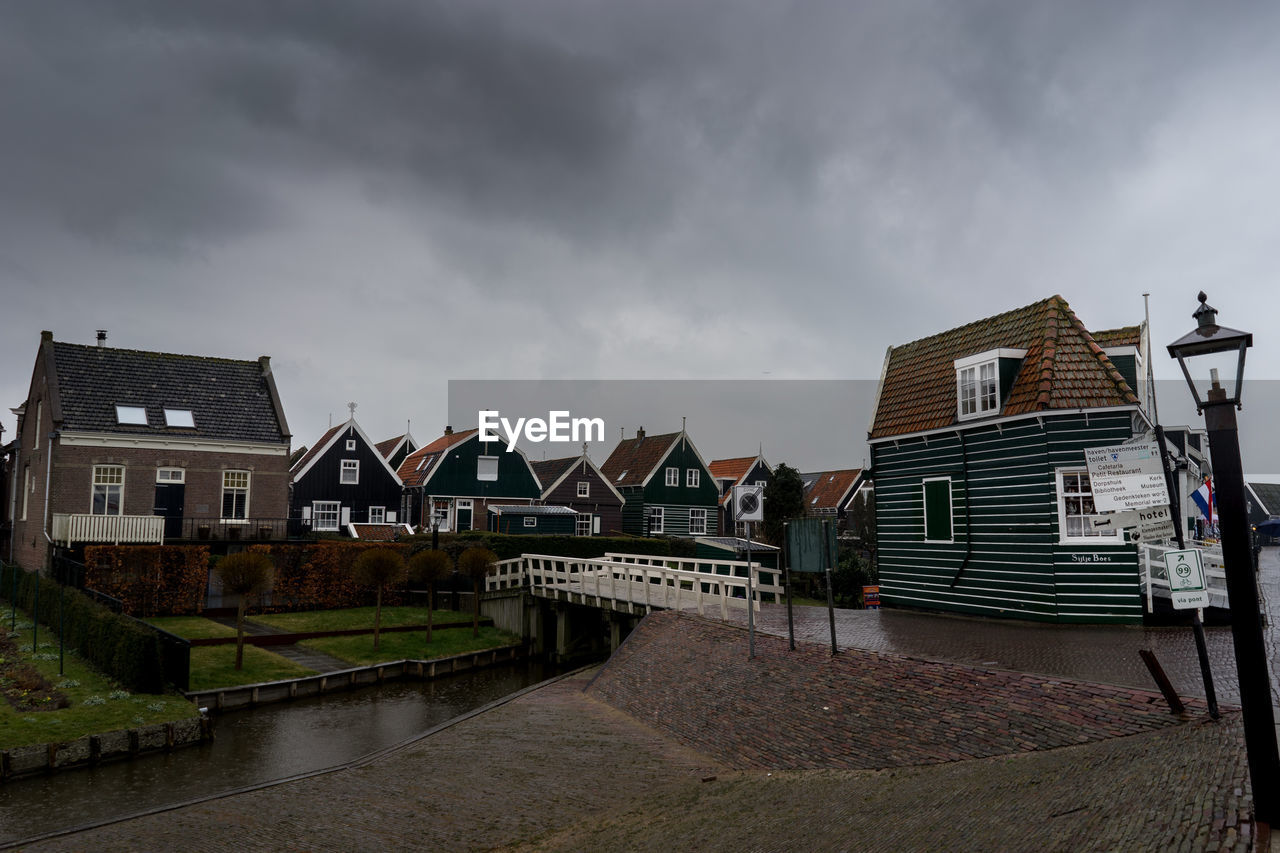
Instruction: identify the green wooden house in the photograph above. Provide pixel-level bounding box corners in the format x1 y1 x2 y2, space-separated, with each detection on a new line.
868 295 1153 624
600 427 720 537
396 427 542 532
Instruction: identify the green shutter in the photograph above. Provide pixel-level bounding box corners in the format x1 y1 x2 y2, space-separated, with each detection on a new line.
923 478 953 541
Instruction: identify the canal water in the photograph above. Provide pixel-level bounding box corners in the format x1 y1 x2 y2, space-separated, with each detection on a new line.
0 659 560 845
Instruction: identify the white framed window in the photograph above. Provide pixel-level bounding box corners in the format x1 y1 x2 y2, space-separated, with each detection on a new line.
922 477 953 543
369 506 386 524
222 470 250 520
1055 468 1120 543
156 468 185 483
648 506 664 534
346 439 357 451
313 501 341 531
21 465 30 521
34 400 42 448
341 459 359 484
576 513 592 536
577 481 590 498
523 516 538 528
957 361 998 419
665 467 678 487
477 455 499 482
115 405 148 425
689 508 707 535
92 465 125 516
686 469 700 488
755 480 768 488
163 409 195 428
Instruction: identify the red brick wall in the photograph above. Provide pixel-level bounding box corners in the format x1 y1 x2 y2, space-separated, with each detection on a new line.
9 348 50 570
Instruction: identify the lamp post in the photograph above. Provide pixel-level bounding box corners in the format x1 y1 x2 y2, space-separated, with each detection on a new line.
1168 291 1279 825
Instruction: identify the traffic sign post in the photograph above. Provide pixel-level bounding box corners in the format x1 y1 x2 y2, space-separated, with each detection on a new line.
1164 548 1209 610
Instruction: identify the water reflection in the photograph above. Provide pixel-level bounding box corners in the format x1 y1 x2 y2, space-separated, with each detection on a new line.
1 660 558 844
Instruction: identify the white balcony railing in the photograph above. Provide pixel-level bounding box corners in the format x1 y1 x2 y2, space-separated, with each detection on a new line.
51 513 166 546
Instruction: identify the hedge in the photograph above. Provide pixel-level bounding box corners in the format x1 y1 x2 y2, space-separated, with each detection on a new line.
400 532 689 563
250 542 410 612
1 563 171 693
83 545 210 617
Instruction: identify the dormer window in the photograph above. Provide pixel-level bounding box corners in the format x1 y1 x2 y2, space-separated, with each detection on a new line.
954 349 1026 422
115 405 148 425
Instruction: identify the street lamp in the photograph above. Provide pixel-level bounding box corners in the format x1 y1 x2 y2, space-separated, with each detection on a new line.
1167 291 1279 825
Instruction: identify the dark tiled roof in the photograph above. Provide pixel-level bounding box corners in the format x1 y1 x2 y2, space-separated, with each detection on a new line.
1248 483 1280 516
530 456 577 489
487 504 577 516
396 429 478 487
291 423 344 475
1092 326 1142 347
600 431 681 488
870 296 1139 440
802 469 863 512
51 341 288 444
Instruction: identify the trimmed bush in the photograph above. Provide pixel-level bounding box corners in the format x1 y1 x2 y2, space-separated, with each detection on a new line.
83 545 209 616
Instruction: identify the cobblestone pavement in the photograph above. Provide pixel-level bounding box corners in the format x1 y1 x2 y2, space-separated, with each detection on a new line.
724 546 1280 710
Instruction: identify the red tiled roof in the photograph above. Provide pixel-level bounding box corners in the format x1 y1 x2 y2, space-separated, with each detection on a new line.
803 469 863 512
291 423 344 474
396 429 478 487
531 456 577 490
709 456 756 481
600 431 681 488
870 295 1139 440
375 434 407 459
1091 326 1142 348
351 523 404 541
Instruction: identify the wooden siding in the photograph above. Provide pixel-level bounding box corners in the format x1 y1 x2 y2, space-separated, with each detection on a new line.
541 463 624 536
424 436 541 501
291 426 403 524
873 410 1142 623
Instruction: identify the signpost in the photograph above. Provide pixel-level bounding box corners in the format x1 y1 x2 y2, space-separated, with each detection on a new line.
1164 548 1209 611
1084 442 1168 511
733 485 765 660
1090 504 1175 542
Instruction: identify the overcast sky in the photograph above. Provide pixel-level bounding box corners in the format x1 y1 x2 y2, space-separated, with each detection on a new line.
3 1 1279 471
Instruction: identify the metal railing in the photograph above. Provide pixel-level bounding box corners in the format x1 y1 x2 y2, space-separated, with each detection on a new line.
51 513 165 546
174 517 303 541
1139 541 1229 612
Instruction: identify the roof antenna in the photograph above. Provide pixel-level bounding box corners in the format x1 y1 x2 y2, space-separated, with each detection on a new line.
347 401 357 419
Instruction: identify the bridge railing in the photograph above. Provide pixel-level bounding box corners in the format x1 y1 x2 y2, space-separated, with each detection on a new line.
1138 541 1228 612
486 551 781 617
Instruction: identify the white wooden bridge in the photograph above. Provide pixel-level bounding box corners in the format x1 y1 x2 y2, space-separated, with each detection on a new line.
487 551 782 620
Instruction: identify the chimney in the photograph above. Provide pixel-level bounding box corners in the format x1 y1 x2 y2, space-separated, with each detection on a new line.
258 355 272 374
444 425 453 436
41 330 53 343
636 426 645 440
96 330 107 347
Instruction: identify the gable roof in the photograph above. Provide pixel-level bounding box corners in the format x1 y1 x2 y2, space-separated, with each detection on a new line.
291 418 403 484
600 430 713 489
43 336 289 444
375 432 416 460
1247 482 1280 517
531 454 625 504
1091 326 1142 348
396 429 478 488
869 295 1139 440
709 456 758 482
801 468 865 512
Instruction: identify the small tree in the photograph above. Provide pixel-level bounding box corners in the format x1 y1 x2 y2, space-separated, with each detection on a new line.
214 551 274 671
352 547 407 650
457 547 497 638
408 549 453 643
763 463 805 546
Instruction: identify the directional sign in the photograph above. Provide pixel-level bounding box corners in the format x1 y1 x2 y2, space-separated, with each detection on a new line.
1091 504 1175 543
1084 442 1168 511
1164 548 1208 610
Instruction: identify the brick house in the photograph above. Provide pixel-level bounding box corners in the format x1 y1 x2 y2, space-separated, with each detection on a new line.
5 331 292 570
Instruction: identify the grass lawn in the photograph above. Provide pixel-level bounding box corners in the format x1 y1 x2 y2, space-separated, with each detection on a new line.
188 645 317 693
252 606 472 633
0 619 197 750
145 615 238 640
302 626 520 667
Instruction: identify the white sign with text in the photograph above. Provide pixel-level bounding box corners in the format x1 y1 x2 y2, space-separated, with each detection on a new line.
1084 442 1168 511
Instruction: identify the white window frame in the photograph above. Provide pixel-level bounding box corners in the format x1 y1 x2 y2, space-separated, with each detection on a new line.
954 349 1025 422
91 465 125 516
576 513 592 536
163 408 195 428
577 481 590 498
1055 467 1121 544
346 439 357 451
922 476 954 544
115 405 148 426
156 468 185 483
523 516 538 528
689 507 707 535
665 467 679 487
313 501 341 531
369 506 386 524
648 506 664 534
477 455 499 482
341 459 359 484
686 469 700 488
221 470 251 522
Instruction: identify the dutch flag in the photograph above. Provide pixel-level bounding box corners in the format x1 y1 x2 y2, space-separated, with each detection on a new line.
1191 479 1215 521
